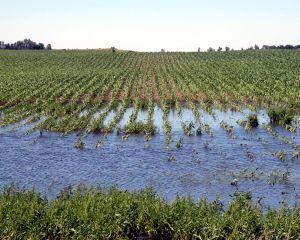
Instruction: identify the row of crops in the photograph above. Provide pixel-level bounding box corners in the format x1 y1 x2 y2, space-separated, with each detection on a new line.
0 49 299 147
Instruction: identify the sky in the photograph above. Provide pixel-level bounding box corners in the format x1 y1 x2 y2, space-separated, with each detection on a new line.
1 0 300 51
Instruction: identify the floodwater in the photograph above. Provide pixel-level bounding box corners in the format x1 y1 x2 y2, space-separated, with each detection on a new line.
0 108 299 209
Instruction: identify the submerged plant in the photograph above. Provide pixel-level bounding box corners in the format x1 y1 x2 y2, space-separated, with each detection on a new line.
237 114 259 130
116 126 122 135
268 169 290 185
203 123 213 136
74 138 85 149
195 126 202 135
95 140 102 149
182 121 194 136
121 134 129 141
272 150 286 162
291 151 299 160
175 137 183 149
168 154 175 162
237 119 247 128
124 121 156 135
247 114 259 128
245 151 256 161
220 121 236 138
285 124 297 133
267 108 294 126
203 142 210 150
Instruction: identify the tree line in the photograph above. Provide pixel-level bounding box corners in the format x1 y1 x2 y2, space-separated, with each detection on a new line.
0 39 51 50
261 44 300 50
200 44 300 52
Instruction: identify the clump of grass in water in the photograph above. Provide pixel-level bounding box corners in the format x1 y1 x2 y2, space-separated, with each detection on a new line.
175 137 183 148
195 126 202 135
272 150 286 162
182 121 194 136
237 114 259 130
95 140 102 149
123 121 156 135
268 169 290 185
248 114 259 128
203 123 213 136
74 138 84 149
1 185 300 239
267 108 294 126
168 154 175 162
220 121 236 138
292 151 299 160
182 121 202 136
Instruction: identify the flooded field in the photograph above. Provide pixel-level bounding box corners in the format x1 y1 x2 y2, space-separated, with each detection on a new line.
1 108 299 209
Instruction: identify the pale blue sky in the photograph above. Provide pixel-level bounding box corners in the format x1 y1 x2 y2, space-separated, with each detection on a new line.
1 0 299 51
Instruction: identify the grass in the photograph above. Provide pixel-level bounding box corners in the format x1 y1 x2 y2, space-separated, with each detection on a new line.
268 108 295 126
182 121 194 136
0 50 299 136
0 185 300 239
247 114 259 128
124 121 156 135
74 138 85 149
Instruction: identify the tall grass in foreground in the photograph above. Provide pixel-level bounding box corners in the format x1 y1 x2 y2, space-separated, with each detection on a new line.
0 185 299 239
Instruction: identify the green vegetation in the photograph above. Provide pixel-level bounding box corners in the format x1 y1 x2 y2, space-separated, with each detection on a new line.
0 39 51 50
0 49 299 145
268 108 295 126
0 185 299 239
124 121 156 135
74 138 85 149
0 49 299 239
247 114 259 128
182 121 195 136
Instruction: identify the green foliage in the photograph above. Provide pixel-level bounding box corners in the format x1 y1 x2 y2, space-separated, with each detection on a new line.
247 114 259 128
0 186 300 239
124 121 156 135
74 138 85 149
182 121 194 136
268 108 295 126
0 50 299 144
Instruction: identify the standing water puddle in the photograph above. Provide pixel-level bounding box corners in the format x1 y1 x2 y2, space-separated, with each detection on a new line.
0 108 299 209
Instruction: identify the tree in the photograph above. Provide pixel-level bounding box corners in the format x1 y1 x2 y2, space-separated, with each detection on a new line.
0 41 5 49
217 47 222 52
0 39 48 50
225 46 230 51
37 43 45 50
207 47 215 52
254 44 259 50
262 45 270 50
46 44 52 50
285 45 294 49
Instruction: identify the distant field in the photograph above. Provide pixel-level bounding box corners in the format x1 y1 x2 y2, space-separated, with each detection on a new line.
0 50 299 136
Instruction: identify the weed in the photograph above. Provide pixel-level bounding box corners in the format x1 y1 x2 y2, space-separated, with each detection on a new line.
74 138 84 149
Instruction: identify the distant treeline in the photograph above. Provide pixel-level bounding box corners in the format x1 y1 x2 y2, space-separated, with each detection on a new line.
203 44 300 52
261 44 300 50
0 39 51 50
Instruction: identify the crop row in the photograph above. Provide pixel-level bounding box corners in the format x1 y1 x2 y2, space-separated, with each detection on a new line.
0 50 299 142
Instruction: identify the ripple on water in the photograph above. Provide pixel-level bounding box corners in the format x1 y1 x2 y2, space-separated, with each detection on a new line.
0 108 299 209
